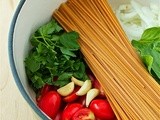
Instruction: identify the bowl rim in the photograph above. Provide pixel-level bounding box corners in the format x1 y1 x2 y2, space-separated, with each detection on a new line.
8 0 49 119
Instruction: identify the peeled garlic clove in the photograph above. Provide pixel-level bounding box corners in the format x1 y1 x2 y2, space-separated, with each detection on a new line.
86 88 99 107
57 82 74 96
76 80 92 96
71 76 84 86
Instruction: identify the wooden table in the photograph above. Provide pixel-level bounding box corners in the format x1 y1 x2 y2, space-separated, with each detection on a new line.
1 0 40 119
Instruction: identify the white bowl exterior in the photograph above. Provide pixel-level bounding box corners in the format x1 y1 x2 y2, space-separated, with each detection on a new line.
12 0 159 118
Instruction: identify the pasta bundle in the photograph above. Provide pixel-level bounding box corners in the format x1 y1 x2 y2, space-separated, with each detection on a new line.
53 0 160 119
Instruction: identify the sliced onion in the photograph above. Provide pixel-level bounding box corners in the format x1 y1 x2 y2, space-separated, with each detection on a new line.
115 0 160 40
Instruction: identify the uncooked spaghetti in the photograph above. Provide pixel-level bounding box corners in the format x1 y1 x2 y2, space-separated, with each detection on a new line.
53 0 160 119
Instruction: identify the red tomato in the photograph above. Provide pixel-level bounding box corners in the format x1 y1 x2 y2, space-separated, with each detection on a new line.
87 70 105 98
63 87 80 103
54 110 62 120
87 69 96 82
36 84 53 102
37 91 61 119
40 84 53 94
89 99 115 120
76 95 86 107
72 108 95 120
62 103 83 120
92 79 105 98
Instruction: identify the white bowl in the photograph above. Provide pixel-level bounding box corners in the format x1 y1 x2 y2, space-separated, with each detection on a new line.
8 0 157 119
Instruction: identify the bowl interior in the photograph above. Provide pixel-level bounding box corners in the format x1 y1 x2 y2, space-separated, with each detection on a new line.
10 0 157 118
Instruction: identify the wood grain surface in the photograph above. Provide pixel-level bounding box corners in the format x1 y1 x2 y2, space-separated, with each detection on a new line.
0 0 40 119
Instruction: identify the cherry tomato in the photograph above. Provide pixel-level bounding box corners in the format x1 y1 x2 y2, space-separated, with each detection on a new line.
37 91 61 119
76 95 86 107
64 93 78 103
40 84 53 94
89 99 115 120
72 108 95 120
62 103 83 120
92 79 105 98
36 84 53 102
54 110 62 120
63 86 80 103
87 70 105 98
87 69 96 82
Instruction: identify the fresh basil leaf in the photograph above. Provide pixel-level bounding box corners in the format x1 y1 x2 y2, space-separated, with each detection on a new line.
141 27 160 40
141 55 153 73
132 27 160 83
152 40 160 52
149 50 160 78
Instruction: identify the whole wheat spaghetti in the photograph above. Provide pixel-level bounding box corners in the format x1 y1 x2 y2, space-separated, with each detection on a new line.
53 0 160 119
